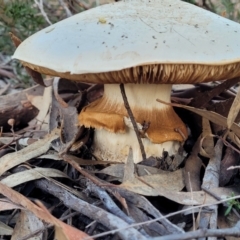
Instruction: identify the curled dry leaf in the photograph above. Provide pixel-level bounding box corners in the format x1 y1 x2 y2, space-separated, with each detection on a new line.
220 147 239 187
28 86 52 131
227 87 240 129
53 77 68 108
50 81 80 153
200 117 214 158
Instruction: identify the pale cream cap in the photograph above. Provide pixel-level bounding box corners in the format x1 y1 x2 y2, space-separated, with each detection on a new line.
13 0 240 83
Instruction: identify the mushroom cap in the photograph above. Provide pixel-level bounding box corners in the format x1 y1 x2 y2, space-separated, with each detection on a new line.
13 0 240 83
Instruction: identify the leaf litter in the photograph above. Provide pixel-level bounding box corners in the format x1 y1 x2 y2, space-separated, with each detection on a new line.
1 72 240 239
1 28 240 240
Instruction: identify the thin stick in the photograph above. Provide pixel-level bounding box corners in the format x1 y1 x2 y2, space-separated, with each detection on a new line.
58 0 72 17
87 195 240 240
34 0 52 25
119 84 146 161
188 172 196 231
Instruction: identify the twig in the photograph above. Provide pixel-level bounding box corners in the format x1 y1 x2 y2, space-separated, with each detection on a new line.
75 0 91 10
86 181 134 224
228 166 240 170
58 0 72 17
87 195 240 240
18 212 79 240
119 83 146 161
188 172 196 231
62 154 183 235
35 179 147 240
86 181 149 237
0 83 10 95
202 186 240 219
201 0 215 11
153 221 240 240
34 0 52 25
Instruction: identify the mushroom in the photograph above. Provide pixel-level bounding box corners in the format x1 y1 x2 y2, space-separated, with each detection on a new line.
13 0 240 163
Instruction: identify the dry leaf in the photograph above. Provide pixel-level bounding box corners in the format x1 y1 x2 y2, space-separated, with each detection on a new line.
0 128 60 176
28 86 52 131
11 210 44 240
68 154 117 165
0 81 44 106
220 147 239 186
200 118 214 158
36 201 93 240
53 77 68 108
157 99 240 138
1 167 69 187
227 87 240 129
50 82 79 153
120 169 184 196
99 164 166 179
0 182 92 240
228 131 240 149
0 221 13 235
38 153 62 161
190 77 240 108
0 68 16 79
158 187 239 205
184 136 202 192
123 147 135 182
0 85 44 130
202 139 223 189
0 198 23 211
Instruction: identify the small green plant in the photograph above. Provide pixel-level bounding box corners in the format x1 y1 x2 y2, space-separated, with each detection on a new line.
225 193 240 216
0 0 46 54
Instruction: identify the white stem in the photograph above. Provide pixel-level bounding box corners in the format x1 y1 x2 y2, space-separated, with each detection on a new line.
89 83 186 163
